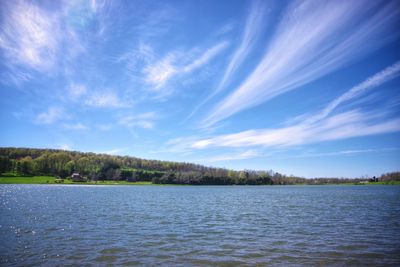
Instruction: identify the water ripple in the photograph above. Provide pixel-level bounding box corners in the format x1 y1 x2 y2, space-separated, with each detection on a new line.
0 185 399 266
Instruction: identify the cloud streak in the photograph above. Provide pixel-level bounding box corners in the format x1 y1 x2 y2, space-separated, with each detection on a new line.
187 0 266 119
143 41 229 91
192 111 400 149
62 123 89 131
0 1 60 72
85 91 130 108
306 61 400 123
188 62 400 149
0 0 109 84
118 112 158 129
182 41 229 73
206 150 261 162
279 148 400 160
35 107 65 125
68 83 88 100
202 0 399 127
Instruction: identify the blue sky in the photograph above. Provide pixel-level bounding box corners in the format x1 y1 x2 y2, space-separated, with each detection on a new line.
1 0 400 178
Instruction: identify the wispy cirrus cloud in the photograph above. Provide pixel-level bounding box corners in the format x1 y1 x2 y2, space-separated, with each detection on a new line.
182 41 229 74
188 0 266 119
0 1 60 73
182 62 400 150
85 91 130 108
35 107 65 125
0 0 108 84
279 148 400 160
118 40 229 98
68 83 88 100
133 4 179 39
63 0 107 34
144 53 177 89
118 112 158 129
62 123 89 131
305 61 400 124
143 41 229 90
206 150 261 162
192 111 400 149
218 0 266 90
202 0 400 127
205 147 400 163
65 83 132 109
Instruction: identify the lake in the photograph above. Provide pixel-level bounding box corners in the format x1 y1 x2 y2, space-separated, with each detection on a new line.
1 185 399 266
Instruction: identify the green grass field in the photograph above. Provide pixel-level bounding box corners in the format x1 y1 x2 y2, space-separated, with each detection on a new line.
1 175 399 186
366 181 400 185
0 176 56 184
0 175 153 185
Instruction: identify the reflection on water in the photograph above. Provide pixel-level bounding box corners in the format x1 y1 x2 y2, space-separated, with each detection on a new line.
1 185 400 266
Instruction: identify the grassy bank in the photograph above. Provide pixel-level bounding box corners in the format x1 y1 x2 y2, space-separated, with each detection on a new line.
363 181 400 185
0 175 152 185
1 175 399 186
0 175 56 184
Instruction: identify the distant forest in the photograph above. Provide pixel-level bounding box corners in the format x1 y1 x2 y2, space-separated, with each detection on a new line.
0 147 399 185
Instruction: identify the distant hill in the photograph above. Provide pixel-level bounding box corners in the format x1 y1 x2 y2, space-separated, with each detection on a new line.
0 147 398 185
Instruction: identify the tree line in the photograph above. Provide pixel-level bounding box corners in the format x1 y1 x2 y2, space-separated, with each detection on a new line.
0 147 398 185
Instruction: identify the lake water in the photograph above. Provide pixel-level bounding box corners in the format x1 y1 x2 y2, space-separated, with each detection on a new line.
0 185 399 266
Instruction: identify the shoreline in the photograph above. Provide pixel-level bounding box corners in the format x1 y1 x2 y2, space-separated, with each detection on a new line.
1 176 399 186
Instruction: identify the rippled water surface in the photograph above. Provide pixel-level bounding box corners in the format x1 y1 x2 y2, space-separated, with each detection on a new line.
1 185 400 266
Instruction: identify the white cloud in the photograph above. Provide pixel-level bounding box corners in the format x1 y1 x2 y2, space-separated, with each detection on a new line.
0 66 34 86
305 61 400 124
184 62 400 150
144 54 177 89
133 40 228 94
202 1 399 127
133 5 179 39
68 83 87 99
187 1 265 119
135 121 154 129
63 0 108 36
207 150 261 162
0 1 60 72
66 83 130 109
117 43 156 77
210 1 265 97
63 123 88 131
0 1 100 84
85 91 129 108
280 148 400 159
118 112 157 129
35 107 64 124
182 41 229 73
191 111 400 149
216 23 235 36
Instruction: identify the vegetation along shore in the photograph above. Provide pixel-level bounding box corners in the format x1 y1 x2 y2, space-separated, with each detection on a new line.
1 147 399 185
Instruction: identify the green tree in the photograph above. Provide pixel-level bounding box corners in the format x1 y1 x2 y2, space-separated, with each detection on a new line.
19 156 33 175
0 156 12 174
76 157 90 175
65 160 75 175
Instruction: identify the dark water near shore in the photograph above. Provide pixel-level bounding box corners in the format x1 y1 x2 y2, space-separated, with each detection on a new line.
0 185 399 266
